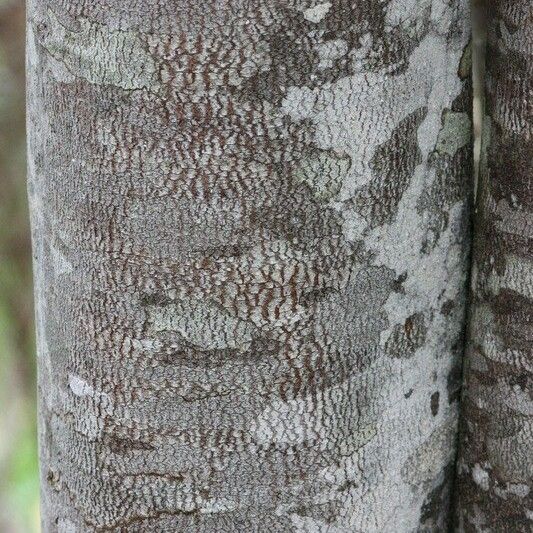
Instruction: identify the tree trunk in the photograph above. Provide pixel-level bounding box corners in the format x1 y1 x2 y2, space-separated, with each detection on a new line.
27 1 472 531
455 1 533 530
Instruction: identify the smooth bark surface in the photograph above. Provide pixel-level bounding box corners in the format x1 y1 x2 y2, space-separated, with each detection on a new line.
27 1 472 531
455 1 533 530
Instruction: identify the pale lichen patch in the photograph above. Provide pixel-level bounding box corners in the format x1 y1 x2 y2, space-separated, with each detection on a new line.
316 39 349 69
68 374 95 397
507 483 530 498
147 298 255 351
50 244 73 276
253 381 377 453
472 464 490 491
37 10 160 90
402 415 457 486
199 499 239 514
293 151 351 201
434 111 471 157
385 0 431 28
57 518 76 533
281 85 318 121
289 513 345 532
303 3 332 23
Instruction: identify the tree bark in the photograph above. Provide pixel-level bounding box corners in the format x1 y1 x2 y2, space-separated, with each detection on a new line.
455 1 533 531
27 1 472 531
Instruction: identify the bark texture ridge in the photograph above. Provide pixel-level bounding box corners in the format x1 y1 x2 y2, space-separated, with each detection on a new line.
27 1 473 531
455 1 533 530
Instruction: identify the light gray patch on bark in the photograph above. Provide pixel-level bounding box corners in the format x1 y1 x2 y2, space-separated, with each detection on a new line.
36 9 160 90
147 298 256 351
302 2 332 24
293 150 351 201
316 39 349 70
402 415 457 487
353 106 427 228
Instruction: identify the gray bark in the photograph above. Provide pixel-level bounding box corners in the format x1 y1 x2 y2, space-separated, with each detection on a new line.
455 1 533 530
27 1 472 531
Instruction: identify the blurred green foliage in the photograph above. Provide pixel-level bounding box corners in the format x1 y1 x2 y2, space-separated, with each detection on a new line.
0 1 40 531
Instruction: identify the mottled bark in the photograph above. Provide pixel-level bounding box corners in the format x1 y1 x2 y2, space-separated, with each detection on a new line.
27 1 472 531
454 1 533 531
